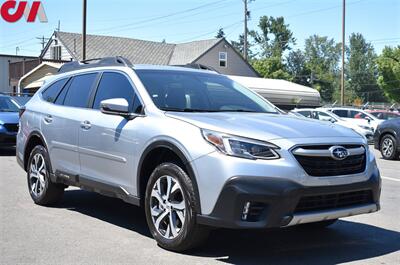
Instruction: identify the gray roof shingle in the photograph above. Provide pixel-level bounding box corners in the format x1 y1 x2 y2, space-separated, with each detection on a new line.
55 31 221 65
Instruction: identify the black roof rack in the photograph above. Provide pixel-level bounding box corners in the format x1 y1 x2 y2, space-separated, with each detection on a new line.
173 63 219 73
58 56 133 74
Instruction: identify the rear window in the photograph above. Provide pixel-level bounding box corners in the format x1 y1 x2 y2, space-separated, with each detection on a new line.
42 78 69 103
63 73 98 108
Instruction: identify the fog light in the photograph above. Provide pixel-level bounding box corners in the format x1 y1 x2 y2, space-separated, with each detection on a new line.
242 202 251 220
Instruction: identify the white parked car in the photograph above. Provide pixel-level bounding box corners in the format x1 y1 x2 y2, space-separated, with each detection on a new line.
325 107 383 131
292 108 374 143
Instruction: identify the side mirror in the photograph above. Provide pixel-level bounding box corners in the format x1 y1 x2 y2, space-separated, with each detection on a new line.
100 98 129 116
365 116 372 123
329 118 336 123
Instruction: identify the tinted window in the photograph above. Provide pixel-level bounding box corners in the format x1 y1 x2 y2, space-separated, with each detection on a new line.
297 111 312 118
0 97 20 112
42 78 68 103
136 70 278 113
333 109 348 118
63 73 97 108
93 72 138 111
54 78 72 105
350 110 367 119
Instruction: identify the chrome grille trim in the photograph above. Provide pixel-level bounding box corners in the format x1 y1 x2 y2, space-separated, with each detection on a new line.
292 146 365 157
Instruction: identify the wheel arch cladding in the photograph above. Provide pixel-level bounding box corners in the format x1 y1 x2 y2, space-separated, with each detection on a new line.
137 141 202 213
24 131 49 171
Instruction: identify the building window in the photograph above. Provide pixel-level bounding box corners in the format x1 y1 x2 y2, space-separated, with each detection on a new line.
219 52 227 67
51 46 62 60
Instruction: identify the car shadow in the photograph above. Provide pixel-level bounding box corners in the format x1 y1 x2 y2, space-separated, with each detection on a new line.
54 189 400 264
0 147 16 156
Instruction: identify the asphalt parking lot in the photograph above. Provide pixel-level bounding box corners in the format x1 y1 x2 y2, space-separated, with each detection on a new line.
1 147 399 265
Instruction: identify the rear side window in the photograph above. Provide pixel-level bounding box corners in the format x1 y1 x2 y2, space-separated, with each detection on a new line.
63 73 97 108
42 78 68 103
332 109 348 118
93 72 138 111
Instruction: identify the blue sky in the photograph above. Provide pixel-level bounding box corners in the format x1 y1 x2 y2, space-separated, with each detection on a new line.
1 0 399 56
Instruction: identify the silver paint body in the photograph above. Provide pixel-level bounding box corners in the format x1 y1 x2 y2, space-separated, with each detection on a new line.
17 65 379 216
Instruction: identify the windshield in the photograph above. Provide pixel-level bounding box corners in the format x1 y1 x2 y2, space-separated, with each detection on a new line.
0 97 20 112
370 112 400 120
135 70 278 113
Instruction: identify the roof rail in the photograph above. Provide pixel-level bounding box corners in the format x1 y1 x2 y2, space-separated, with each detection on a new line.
173 63 219 73
58 56 133 74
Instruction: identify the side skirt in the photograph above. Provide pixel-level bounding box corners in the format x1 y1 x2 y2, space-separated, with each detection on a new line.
51 170 141 206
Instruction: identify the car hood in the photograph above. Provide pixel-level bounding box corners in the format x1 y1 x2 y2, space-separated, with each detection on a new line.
0 112 19 125
166 112 361 141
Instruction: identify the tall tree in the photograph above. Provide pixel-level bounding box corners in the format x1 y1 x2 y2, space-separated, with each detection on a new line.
286 49 310 86
252 57 291 80
304 35 341 102
376 46 400 102
347 33 386 102
231 34 255 60
251 16 295 58
215 28 225 38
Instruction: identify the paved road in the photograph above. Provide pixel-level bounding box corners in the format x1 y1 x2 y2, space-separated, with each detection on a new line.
1 147 399 265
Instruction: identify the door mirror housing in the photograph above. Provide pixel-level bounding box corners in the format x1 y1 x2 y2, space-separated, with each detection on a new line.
100 98 129 116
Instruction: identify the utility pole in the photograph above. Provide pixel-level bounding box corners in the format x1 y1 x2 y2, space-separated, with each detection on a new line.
341 0 346 106
36 36 49 52
243 0 248 61
82 0 87 61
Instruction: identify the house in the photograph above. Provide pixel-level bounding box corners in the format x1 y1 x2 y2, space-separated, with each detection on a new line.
40 31 259 77
0 54 38 95
18 62 64 94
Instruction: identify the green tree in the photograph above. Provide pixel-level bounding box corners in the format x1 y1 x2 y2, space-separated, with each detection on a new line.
231 34 255 60
252 57 291 80
347 33 386 102
215 28 225 38
251 16 295 58
376 46 400 102
286 49 311 86
304 35 341 102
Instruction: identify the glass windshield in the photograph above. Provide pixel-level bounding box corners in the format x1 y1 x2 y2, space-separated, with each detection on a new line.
0 97 20 112
135 70 278 113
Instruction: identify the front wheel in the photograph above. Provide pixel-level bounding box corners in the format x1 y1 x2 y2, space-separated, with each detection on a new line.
380 134 398 160
27 145 64 205
144 163 209 252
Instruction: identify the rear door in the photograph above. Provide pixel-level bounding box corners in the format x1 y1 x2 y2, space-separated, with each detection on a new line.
78 71 144 193
41 73 99 175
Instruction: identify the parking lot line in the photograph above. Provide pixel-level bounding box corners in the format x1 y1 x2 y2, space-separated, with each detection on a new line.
381 176 400 182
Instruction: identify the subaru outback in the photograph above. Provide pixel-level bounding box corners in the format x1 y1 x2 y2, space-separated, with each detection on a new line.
17 57 381 251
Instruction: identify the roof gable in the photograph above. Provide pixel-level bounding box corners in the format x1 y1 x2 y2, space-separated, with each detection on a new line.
168 38 222 65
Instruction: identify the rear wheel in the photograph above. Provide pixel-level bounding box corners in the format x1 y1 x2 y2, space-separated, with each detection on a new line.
380 134 398 160
27 145 64 205
145 163 209 252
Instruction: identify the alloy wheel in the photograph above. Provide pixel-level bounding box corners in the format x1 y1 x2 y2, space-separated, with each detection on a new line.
382 138 394 157
29 153 47 197
150 175 186 239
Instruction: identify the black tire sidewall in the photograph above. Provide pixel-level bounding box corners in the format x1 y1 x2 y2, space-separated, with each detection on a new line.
27 145 52 203
380 135 397 160
144 163 198 251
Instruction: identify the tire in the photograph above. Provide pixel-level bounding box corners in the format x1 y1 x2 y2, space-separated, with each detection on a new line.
27 145 64 205
144 162 209 252
301 219 338 228
380 134 398 160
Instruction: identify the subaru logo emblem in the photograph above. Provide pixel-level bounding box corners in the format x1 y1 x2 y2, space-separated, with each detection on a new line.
329 146 349 160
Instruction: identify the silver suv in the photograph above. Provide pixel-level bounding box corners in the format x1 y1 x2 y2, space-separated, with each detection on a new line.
17 57 381 251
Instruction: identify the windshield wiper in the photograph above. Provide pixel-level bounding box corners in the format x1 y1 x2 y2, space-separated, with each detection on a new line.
160 107 219 113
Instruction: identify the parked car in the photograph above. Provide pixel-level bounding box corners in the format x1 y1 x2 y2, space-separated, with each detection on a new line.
0 95 20 147
292 108 374 143
374 118 400 160
366 110 400 121
17 57 381 251
326 107 383 131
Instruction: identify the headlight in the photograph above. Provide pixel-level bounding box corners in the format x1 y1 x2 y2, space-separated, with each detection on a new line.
201 129 280 160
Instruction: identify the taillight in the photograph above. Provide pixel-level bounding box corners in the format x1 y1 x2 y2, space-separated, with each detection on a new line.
19 106 26 118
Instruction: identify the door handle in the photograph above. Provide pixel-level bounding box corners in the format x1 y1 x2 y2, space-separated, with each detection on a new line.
80 120 92 130
44 115 53 123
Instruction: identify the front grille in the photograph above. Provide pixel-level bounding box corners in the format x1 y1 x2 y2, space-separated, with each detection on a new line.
293 145 366 177
3 123 18 133
294 190 373 213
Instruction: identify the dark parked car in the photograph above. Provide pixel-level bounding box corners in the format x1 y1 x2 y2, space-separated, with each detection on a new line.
0 95 20 147
374 118 400 160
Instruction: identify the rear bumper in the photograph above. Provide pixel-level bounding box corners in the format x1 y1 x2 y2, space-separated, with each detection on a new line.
197 172 381 229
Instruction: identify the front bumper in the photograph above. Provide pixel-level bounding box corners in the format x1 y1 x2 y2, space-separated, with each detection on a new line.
0 133 17 146
197 172 381 229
